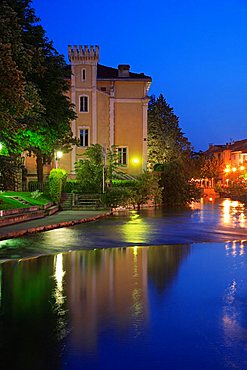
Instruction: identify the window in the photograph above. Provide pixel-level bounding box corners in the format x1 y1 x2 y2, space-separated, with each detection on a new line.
81 68 86 81
117 147 127 165
79 96 88 112
80 129 89 147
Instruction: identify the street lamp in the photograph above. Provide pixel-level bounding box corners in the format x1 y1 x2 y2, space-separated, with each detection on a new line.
55 150 63 168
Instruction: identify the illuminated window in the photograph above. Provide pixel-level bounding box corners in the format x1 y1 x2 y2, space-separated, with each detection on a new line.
81 68 86 81
79 96 88 112
80 129 89 147
117 147 127 165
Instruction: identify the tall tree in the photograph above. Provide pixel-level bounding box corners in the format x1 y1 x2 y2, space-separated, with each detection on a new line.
147 94 200 207
0 1 42 149
0 0 76 183
147 94 192 170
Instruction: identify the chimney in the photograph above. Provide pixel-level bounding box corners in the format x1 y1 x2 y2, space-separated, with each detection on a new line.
118 64 130 77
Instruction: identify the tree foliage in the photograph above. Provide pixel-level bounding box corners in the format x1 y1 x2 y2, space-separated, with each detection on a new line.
148 94 199 207
148 94 192 170
0 0 76 182
75 144 104 193
128 172 162 210
161 160 200 208
0 155 23 190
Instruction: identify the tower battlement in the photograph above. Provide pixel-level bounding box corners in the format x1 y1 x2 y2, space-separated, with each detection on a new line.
68 45 99 63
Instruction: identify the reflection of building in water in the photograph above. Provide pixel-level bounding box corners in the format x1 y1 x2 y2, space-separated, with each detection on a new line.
148 245 191 294
64 248 148 351
63 245 191 352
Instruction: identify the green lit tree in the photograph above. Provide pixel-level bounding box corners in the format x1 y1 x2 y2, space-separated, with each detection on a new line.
0 0 76 183
0 1 42 148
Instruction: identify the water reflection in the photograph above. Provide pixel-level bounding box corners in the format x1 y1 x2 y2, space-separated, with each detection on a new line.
121 211 150 244
221 199 247 228
225 240 247 257
1 199 247 260
0 245 190 369
222 241 247 361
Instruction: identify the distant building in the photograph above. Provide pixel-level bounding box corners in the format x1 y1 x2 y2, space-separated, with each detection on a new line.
24 45 152 182
205 139 247 183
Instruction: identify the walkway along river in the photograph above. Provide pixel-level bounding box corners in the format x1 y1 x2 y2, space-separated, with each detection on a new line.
0 198 247 369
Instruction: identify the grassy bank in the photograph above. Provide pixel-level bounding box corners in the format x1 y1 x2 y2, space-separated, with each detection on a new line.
0 192 52 210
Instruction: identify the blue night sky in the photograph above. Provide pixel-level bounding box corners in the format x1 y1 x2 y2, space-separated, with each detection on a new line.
32 0 247 151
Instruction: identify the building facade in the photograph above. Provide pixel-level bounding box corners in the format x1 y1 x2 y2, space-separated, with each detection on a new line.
60 45 151 177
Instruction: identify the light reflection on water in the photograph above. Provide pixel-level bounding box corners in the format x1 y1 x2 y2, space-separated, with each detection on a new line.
1 244 247 369
221 199 247 228
1 199 247 260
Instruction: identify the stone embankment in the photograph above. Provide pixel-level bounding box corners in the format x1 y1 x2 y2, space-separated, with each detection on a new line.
0 209 111 241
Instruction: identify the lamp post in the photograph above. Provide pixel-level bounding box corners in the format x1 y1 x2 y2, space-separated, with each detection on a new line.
102 147 106 193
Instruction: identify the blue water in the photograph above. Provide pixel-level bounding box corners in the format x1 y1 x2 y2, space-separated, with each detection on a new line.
0 199 247 369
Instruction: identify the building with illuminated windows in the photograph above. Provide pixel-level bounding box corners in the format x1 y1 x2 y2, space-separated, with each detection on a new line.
23 45 152 181
62 45 152 177
205 139 247 184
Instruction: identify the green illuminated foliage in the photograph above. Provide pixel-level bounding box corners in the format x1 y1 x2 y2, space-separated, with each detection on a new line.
48 168 67 203
0 0 76 182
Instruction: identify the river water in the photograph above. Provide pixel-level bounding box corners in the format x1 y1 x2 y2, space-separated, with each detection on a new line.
1 199 247 369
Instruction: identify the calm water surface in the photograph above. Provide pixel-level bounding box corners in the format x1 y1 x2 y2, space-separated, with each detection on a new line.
1 199 247 369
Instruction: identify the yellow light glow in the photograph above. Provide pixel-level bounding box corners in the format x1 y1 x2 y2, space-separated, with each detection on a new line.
224 167 230 173
56 151 63 159
133 246 139 256
132 157 140 165
55 253 65 287
240 166 245 171
232 167 237 172
209 197 213 202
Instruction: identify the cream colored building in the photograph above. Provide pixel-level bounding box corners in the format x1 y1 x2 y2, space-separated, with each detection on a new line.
58 45 152 177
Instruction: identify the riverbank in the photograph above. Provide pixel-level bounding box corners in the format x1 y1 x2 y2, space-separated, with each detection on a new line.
0 209 112 241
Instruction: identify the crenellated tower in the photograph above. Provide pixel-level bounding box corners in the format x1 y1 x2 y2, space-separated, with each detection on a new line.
68 45 99 64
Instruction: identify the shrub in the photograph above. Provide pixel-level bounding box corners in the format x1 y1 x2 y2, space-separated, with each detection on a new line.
48 169 67 203
101 188 131 208
112 179 137 188
64 180 79 193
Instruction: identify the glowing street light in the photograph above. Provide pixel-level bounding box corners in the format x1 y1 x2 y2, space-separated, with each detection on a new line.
55 150 63 168
56 151 63 159
240 165 245 171
232 167 237 172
